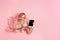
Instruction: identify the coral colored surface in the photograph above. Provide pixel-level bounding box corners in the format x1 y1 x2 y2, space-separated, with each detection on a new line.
0 0 60 40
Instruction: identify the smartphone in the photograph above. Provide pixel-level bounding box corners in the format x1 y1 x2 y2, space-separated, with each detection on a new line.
28 20 34 26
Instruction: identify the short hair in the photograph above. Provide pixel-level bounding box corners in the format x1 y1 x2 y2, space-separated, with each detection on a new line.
18 12 26 17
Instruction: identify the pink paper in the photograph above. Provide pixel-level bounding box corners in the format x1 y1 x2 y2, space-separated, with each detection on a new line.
0 0 60 40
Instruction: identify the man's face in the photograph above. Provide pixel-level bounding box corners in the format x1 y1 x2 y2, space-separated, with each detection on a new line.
18 15 26 20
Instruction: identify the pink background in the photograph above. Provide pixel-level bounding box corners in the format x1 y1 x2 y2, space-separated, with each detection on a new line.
0 0 60 40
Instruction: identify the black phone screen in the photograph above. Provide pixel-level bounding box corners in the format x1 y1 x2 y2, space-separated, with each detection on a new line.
28 20 34 26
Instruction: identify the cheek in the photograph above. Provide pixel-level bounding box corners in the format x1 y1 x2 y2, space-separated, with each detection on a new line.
23 23 28 27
